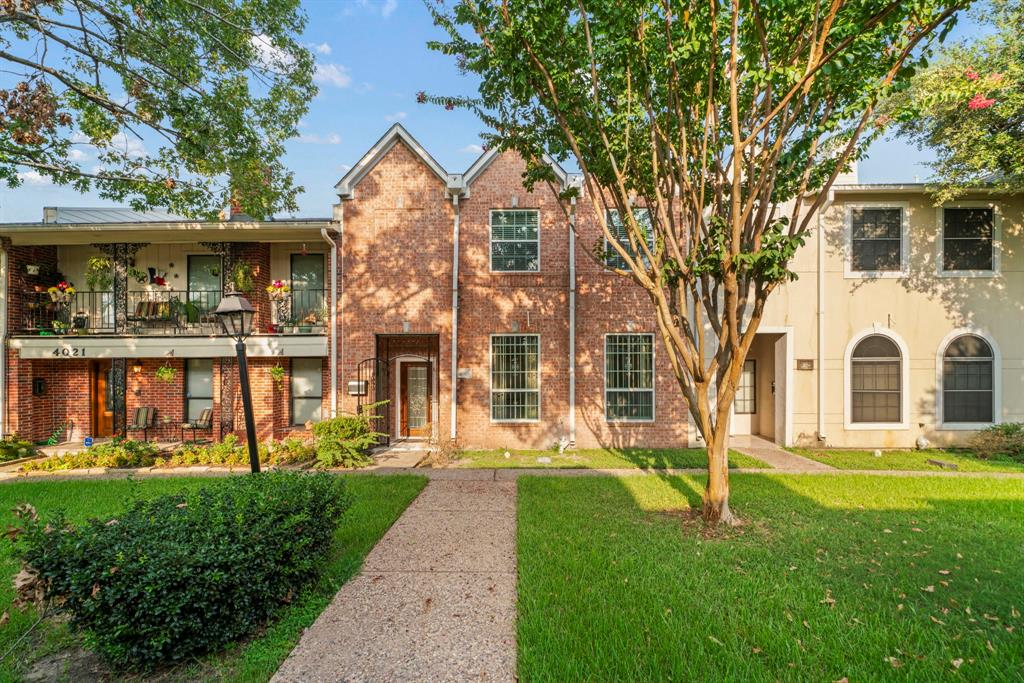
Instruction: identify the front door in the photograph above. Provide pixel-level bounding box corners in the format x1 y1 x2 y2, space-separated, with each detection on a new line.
90 360 114 437
399 362 431 438
731 359 756 436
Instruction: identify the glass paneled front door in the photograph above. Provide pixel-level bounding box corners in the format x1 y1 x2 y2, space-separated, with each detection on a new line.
187 254 222 317
400 362 431 438
290 254 324 324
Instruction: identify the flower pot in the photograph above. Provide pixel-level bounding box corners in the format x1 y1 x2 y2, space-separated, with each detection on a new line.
74 328 88 336
298 325 312 334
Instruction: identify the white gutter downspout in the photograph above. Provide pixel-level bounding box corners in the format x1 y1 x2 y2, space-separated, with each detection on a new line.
321 227 339 418
450 194 461 441
0 247 7 436
567 196 577 447
816 192 833 442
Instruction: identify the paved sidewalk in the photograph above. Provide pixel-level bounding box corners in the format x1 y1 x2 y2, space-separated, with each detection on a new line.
271 480 517 683
729 435 834 471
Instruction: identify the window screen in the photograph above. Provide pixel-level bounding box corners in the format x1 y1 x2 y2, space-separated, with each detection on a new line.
943 208 994 272
851 335 901 423
185 358 213 421
491 335 540 421
491 210 539 271
605 208 654 269
943 335 994 423
291 358 323 425
605 334 654 421
851 208 902 272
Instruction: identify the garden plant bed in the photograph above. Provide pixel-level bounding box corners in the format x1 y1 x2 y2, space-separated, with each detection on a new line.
0 474 426 681
517 474 1023 680
455 447 769 470
789 448 1024 473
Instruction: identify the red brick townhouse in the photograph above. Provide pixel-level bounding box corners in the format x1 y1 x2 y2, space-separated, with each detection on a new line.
4 123 1022 451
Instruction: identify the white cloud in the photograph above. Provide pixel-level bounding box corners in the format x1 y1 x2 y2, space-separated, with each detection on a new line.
109 133 146 159
17 170 51 186
251 34 295 72
381 0 397 17
385 111 407 122
297 118 309 129
67 148 88 161
313 63 352 88
297 133 342 145
460 144 484 154
337 163 352 173
313 42 332 55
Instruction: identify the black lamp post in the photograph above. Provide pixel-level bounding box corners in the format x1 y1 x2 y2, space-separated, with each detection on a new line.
214 292 260 474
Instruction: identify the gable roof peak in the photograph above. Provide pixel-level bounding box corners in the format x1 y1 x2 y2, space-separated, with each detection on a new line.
335 123 455 198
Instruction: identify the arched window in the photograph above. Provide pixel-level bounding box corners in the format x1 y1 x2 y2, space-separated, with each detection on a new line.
942 335 994 424
851 335 902 424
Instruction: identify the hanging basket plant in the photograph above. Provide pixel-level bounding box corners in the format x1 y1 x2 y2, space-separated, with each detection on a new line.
230 261 256 293
269 363 285 390
155 363 177 384
85 257 114 291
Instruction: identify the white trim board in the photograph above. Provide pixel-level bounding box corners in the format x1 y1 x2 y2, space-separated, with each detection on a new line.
11 334 328 359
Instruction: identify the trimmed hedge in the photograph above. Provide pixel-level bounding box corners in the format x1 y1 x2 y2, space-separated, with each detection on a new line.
21 438 159 471
14 471 350 670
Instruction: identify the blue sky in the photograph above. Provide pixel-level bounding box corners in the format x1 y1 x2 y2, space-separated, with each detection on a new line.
0 0 977 222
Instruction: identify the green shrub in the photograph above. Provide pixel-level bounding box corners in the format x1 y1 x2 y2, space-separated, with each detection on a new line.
265 436 316 464
0 435 38 462
969 423 1024 462
21 438 159 471
311 410 384 468
13 471 351 670
166 434 250 466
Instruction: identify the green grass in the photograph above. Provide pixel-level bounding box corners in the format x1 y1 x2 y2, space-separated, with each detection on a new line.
517 474 1024 681
457 447 769 469
0 473 426 682
790 448 1024 473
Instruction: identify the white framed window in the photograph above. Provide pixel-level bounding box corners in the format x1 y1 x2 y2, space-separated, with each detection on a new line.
937 204 1000 276
605 333 655 422
735 360 756 415
490 334 540 422
490 209 540 272
184 358 213 421
291 358 323 425
844 203 908 278
605 208 654 270
936 329 1000 430
844 327 910 430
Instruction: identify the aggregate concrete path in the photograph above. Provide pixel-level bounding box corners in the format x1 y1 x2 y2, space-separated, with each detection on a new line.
271 479 517 683
729 434 835 471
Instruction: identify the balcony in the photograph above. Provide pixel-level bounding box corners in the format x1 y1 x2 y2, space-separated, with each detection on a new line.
17 288 328 337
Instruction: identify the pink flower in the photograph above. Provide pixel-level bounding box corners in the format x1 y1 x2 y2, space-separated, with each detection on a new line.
964 69 979 80
967 93 996 110
990 72 1004 83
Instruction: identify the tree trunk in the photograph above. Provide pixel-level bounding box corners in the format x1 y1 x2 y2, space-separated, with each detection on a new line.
702 430 737 526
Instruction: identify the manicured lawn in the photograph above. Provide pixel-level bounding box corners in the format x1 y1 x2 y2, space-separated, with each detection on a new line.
457 447 770 469
518 474 1024 681
0 473 426 682
790 447 1024 473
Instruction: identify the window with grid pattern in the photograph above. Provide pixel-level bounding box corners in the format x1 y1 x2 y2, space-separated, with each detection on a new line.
605 208 654 270
851 335 902 423
291 358 323 425
605 334 654 421
943 335 993 423
851 207 902 272
491 335 540 421
185 358 213 422
735 360 756 414
491 210 539 271
943 208 994 272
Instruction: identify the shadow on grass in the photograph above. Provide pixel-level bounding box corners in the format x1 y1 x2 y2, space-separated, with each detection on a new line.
516 472 1024 681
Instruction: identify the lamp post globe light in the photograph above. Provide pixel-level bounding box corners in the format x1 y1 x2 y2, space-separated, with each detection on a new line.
214 292 260 473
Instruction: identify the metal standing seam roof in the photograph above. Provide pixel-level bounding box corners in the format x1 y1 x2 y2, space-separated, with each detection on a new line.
43 207 189 224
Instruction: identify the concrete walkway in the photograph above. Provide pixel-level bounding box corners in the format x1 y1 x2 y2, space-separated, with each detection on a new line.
271 479 517 683
730 434 834 471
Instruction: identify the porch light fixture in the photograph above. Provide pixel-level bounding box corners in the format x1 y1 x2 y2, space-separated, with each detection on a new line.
214 292 260 473
131 362 143 373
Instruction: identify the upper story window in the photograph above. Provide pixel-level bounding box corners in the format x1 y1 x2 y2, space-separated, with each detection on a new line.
491 334 540 421
847 206 906 276
941 207 996 274
850 334 903 425
941 334 994 425
490 210 539 272
605 208 654 270
605 333 654 421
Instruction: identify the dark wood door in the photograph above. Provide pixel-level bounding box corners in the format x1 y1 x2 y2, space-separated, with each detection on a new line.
90 361 114 437
400 362 431 438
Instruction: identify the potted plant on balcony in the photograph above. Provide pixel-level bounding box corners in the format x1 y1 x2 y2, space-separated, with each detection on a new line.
230 261 256 294
266 280 290 333
52 320 70 335
85 257 113 291
298 311 317 334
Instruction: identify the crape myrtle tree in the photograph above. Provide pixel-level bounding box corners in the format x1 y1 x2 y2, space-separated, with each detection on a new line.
0 0 315 218
888 0 1023 200
425 0 971 524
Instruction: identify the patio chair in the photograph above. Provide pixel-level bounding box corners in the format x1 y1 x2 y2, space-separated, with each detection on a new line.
127 406 157 441
181 407 214 443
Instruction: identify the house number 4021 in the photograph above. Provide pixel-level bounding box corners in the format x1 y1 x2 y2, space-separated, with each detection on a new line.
52 347 86 357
